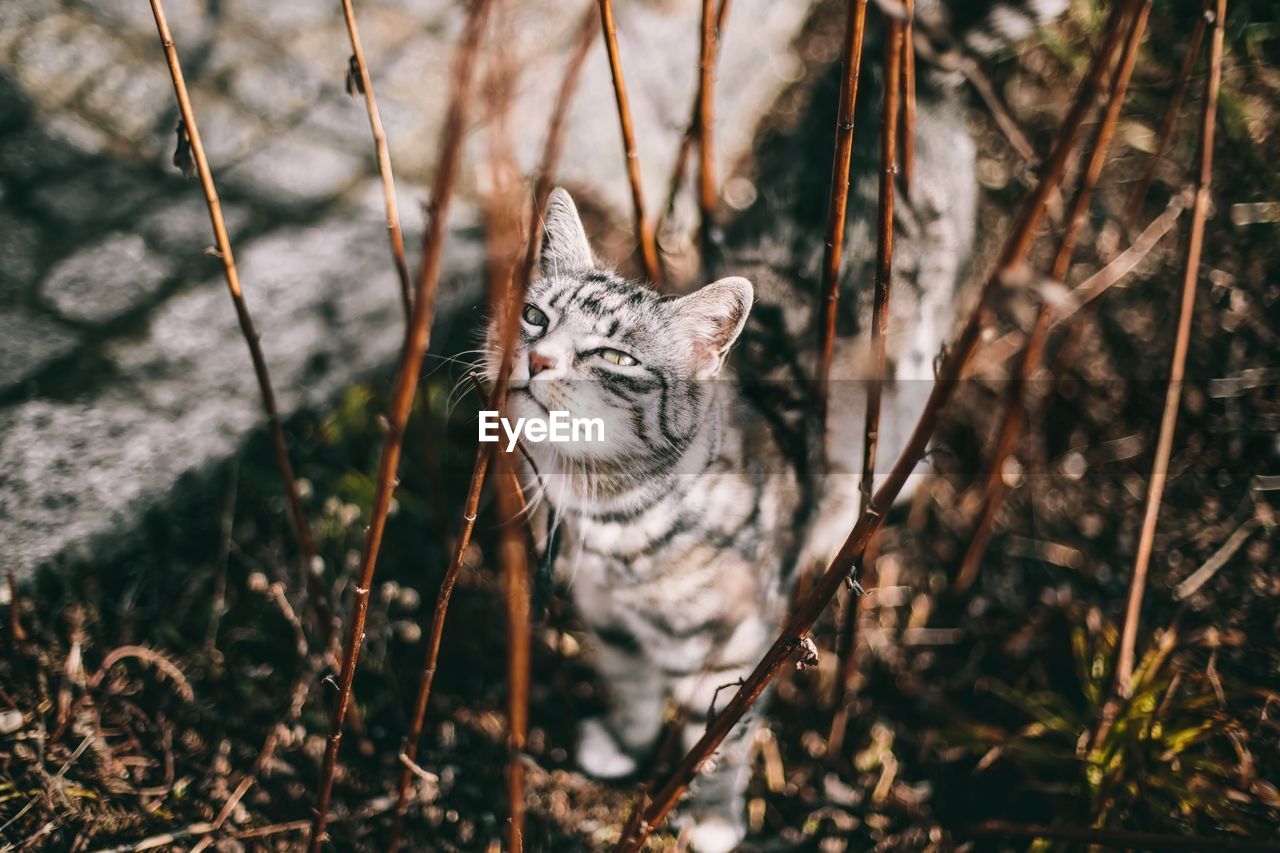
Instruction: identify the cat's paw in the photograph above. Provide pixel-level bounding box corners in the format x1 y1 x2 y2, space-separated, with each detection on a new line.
576 718 636 779
686 815 744 853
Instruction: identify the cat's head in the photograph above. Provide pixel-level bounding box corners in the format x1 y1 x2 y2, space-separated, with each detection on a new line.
489 188 753 468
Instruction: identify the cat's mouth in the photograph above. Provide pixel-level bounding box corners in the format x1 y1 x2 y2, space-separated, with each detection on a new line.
509 385 549 414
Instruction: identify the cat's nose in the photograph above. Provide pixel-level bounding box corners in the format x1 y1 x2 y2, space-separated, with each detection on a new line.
529 351 557 377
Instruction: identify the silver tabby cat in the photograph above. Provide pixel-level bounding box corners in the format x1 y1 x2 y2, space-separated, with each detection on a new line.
490 1 1066 848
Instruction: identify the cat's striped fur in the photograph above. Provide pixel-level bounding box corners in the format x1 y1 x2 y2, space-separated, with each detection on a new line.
490 2 1067 848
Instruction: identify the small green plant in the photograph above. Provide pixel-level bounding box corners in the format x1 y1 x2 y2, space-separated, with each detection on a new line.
958 609 1280 844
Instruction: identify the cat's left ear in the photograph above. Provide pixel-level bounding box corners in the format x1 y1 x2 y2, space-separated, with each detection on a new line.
539 188 595 275
673 276 753 378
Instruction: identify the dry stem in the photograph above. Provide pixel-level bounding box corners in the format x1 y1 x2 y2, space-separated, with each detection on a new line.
955 0 1152 593
900 0 916 195
307 1 494 848
1123 8 1208 229
657 0 732 238
597 0 664 285
817 0 870 414
339 0 412 322
496 450 531 851
832 10 903 710
146 0 319 624
696 0 719 271
388 11 593 845
1113 0 1226 695
612 6 1138 847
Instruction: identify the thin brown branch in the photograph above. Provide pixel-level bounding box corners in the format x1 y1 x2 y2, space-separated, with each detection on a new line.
146 0 319 620
1114 0 1226 695
817 0 870 414
597 0 664 285
968 195 1186 375
657 0 732 238
613 6 1138 847
900 0 916 195
959 56 1038 164
533 2 597 221
340 0 412 323
496 450 531 852
955 0 1152 593
307 0 494 848
1123 8 1208 229
696 0 719 272
478 25 532 848
388 10 592 845
832 10 903 711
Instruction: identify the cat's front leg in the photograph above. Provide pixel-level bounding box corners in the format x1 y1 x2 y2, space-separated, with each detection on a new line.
576 626 665 780
669 665 763 853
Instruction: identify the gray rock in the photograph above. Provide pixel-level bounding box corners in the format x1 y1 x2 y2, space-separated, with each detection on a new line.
137 200 253 256
33 164 157 227
91 0 212 44
225 133 366 206
0 124 91 182
0 203 486 577
0 213 40 302
0 0 52 64
0 309 78 390
172 94 271 168
79 61 174 143
40 233 174 325
12 16 118 108
228 60 320 123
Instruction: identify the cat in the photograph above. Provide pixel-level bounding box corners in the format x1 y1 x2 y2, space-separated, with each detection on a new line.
489 1 1067 848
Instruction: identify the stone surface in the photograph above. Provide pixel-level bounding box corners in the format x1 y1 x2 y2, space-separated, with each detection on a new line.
225 132 365 206
0 0 817 578
0 309 78 390
0 212 40 301
40 233 174 325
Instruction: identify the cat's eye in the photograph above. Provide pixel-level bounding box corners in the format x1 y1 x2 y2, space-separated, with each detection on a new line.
598 348 638 367
522 304 548 327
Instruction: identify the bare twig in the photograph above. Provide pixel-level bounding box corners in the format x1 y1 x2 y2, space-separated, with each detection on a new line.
954 0 1152 592
307 1 494 848
1123 8 1208 229
146 0 317 599
1174 516 1262 600
527 0 598 242
832 8 903 711
89 645 194 702
478 23 533 849
817 0 870 413
900 0 916 195
613 6 1137 847
1114 0 1226 695
968 195 1186 375
388 10 593 846
597 0 664 285
696 0 719 272
339 0 412 323
496 449 531 852
657 0 732 238
959 57 1038 164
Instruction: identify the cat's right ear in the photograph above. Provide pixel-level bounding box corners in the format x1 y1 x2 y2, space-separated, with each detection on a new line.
539 188 594 276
